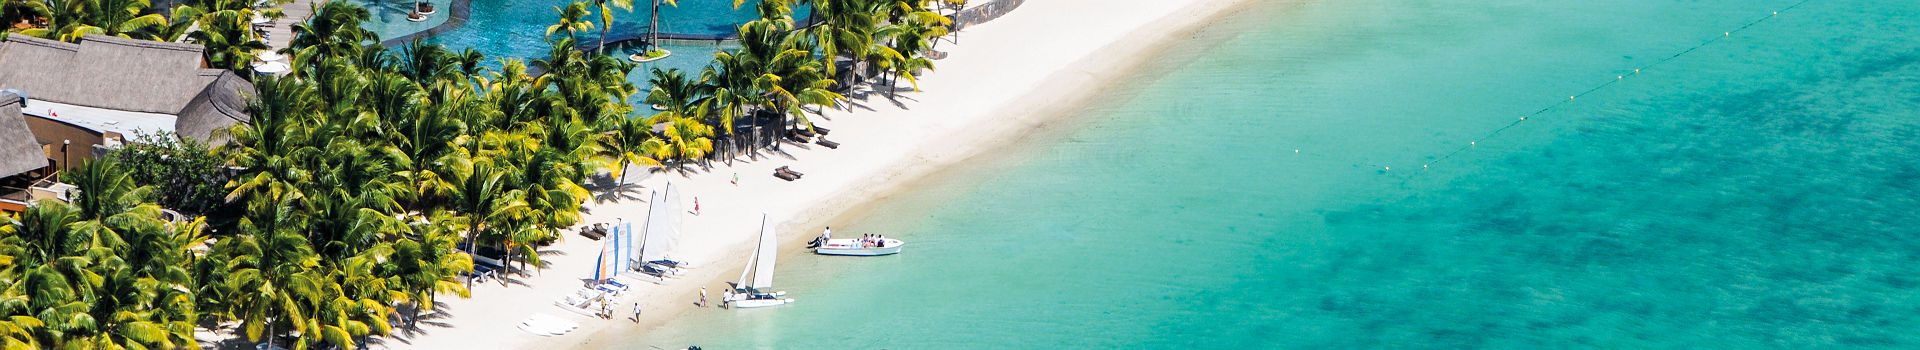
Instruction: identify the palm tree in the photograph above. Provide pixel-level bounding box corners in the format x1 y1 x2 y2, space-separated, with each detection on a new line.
219 185 319 350
447 158 525 289
590 0 633 54
187 8 270 75
802 0 879 77
647 111 713 162
645 67 702 115
698 49 762 159
385 211 470 329
20 0 169 42
218 75 318 206
287 1 375 65
546 2 594 43
602 117 666 188
638 0 677 55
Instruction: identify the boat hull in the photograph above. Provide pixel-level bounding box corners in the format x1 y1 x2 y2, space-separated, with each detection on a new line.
731 298 796 308
814 239 904 256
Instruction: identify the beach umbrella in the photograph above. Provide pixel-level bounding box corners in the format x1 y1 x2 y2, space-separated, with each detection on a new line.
253 61 290 74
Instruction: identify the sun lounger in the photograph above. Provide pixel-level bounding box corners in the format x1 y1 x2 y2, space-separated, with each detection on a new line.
816 138 840 149
774 166 803 181
814 126 830 135
776 166 805 177
596 284 623 296
466 265 495 284
603 279 631 290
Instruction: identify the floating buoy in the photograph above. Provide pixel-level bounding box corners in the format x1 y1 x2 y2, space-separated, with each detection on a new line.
1519 116 1527 121
1423 164 1429 168
1570 96 1576 100
1384 166 1390 171
1470 141 1476 146
1725 32 1730 36
1294 149 1300 153
1618 75 1623 80
1635 69 1640 73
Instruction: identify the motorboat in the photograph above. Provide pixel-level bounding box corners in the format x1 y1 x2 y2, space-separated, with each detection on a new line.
814 237 904 256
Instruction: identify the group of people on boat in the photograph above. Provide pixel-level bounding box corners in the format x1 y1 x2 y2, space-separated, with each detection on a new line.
859 234 889 248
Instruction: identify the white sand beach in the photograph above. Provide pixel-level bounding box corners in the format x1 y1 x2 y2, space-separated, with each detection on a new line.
371 0 1253 348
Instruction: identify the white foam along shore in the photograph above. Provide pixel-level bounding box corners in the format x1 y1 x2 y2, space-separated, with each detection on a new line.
368 0 1253 348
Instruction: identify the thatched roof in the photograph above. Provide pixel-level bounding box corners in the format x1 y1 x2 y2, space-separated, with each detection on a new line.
175 70 255 143
0 92 45 178
0 34 251 142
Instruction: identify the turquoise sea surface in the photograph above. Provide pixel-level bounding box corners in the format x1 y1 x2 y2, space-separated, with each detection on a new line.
603 0 1920 347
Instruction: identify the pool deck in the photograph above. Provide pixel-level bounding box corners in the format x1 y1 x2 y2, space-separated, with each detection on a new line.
264 0 322 52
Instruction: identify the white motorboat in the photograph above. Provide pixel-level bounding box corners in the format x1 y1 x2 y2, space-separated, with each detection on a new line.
814 237 904 256
727 214 795 309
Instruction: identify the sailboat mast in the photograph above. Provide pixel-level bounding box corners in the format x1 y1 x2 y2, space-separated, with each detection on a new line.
737 226 760 289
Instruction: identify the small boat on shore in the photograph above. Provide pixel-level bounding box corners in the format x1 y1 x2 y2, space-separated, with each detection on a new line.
814 237 904 256
725 214 795 309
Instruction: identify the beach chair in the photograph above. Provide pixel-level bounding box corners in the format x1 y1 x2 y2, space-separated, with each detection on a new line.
816 138 840 149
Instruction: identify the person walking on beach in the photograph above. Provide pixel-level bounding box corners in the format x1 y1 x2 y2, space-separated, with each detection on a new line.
732 172 739 186
693 197 701 216
633 302 643 322
699 287 709 307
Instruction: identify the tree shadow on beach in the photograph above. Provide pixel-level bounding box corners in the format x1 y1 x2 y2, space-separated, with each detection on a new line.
389 301 456 343
586 169 651 205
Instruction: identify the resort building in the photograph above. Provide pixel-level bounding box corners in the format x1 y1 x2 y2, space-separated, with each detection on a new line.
0 34 254 212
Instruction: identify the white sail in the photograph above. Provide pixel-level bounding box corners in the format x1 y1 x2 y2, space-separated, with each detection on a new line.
659 182 684 260
750 213 777 289
629 190 656 266
639 182 680 264
735 213 761 288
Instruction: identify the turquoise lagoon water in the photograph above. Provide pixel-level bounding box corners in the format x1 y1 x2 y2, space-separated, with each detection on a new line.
599 0 1920 348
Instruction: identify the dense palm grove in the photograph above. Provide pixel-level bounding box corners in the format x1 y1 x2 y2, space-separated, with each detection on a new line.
0 0 951 348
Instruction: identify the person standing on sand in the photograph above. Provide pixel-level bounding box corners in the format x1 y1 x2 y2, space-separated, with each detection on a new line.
699 287 708 307
732 172 739 186
633 302 643 322
693 197 701 216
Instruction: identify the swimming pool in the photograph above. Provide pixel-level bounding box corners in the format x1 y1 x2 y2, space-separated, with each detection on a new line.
354 0 802 67
349 0 803 105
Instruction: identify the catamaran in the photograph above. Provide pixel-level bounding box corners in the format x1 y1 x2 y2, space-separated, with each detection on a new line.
725 213 795 308
627 182 692 283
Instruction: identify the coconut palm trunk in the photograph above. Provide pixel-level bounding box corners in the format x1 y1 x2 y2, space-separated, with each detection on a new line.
647 0 660 52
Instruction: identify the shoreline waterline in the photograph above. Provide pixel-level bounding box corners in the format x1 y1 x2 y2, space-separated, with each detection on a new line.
576 0 1266 345
372 0 1258 348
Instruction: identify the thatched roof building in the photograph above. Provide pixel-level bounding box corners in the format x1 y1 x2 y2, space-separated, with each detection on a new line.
0 34 253 141
0 92 42 179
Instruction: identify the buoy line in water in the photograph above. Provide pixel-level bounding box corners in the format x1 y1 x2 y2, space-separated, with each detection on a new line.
1356 0 1818 174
